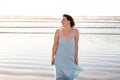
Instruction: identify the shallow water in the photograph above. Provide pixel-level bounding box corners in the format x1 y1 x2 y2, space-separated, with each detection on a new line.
0 34 120 80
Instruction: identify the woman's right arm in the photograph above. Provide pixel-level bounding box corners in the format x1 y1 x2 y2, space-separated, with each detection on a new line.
51 29 59 65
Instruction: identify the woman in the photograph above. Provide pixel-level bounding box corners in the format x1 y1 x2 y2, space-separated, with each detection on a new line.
51 14 83 80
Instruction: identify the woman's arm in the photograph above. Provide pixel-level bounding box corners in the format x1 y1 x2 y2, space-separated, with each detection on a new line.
51 29 59 65
74 29 79 64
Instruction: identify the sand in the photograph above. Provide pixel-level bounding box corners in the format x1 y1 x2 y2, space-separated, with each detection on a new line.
0 75 54 80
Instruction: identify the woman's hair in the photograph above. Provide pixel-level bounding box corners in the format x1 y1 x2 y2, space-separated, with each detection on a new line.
63 14 75 28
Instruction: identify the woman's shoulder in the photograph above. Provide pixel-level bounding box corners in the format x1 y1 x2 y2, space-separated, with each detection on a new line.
73 28 79 34
55 28 61 35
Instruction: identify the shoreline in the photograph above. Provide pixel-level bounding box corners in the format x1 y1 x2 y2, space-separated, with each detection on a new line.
0 16 120 21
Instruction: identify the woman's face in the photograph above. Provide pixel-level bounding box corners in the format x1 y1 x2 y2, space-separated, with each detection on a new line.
61 16 69 26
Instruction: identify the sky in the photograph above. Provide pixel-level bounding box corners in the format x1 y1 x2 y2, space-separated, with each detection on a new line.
0 0 120 17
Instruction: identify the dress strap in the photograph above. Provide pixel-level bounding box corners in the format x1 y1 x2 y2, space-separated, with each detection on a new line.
59 29 62 36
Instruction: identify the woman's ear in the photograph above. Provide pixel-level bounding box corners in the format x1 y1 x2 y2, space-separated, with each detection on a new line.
68 20 70 24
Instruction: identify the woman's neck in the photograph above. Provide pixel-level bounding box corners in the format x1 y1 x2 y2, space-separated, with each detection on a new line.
63 25 72 30
62 26 72 30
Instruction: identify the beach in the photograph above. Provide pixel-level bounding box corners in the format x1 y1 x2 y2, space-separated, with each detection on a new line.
0 75 54 80
0 18 120 80
0 34 120 80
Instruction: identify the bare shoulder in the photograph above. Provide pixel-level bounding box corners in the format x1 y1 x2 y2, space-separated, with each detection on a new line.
54 29 61 37
55 29 60 34
73 28 79 34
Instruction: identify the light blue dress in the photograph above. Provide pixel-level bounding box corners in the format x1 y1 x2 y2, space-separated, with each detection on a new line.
55 30 83 80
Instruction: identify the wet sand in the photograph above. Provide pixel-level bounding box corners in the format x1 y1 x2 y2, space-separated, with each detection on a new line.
0 75 54 80
0 34 120 80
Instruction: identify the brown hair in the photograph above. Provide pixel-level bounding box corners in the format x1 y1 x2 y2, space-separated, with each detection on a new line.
63 14 75 28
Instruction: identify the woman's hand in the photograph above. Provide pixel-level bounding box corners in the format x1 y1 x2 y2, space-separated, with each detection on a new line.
51 58 55 65
75 57 78 65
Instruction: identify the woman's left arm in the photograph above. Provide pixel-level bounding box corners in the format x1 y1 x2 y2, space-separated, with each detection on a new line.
74 29 79 64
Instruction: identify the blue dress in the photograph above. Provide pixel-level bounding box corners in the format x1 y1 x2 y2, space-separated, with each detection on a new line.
54 30 83 80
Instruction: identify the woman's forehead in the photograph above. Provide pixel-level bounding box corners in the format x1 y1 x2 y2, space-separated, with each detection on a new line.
63 16 67 20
